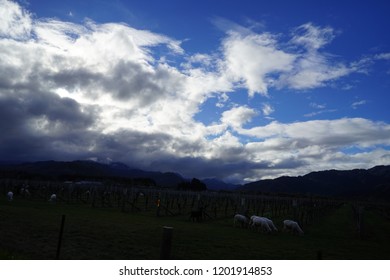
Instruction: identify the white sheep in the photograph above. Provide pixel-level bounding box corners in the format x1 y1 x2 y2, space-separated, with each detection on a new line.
233 214 249 228
263 217 278 232
249 215 260 227
250 216 272 233
7 191 13 201
283 220 304 236
49 194 57 203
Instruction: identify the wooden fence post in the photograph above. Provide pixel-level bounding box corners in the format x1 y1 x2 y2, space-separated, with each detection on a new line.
56 214 66 259
160 226 173 260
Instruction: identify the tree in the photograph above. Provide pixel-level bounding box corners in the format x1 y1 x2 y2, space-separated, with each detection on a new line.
177 178 207 191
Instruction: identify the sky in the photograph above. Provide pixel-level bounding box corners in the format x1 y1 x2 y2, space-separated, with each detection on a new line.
1 0 389 183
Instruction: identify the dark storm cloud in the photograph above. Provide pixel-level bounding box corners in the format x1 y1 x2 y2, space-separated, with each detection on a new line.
0 89 99 161
74 130 267 182
90 129 175 163
105 61 161 101
42 60 183 107
97 61 184 106
47 68 104 93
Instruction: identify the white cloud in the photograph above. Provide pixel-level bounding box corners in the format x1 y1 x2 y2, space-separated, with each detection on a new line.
310 102 326 109
220 105 258 129
261 103 274 116
305 103 336 117
0 0 32 39
221 30 295 96
290 22 335 50
304 109 336 118
239 118 390 179
216 92 229 108
216 22 364 95
277 23 353 90
375 53 390 60
280 57 352 90
351 100 367 109
242 118 390 148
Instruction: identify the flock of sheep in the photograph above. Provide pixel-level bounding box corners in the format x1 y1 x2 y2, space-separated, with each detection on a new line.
7 191 57 203
234 213 304 236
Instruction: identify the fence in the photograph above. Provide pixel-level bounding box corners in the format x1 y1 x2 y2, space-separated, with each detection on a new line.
0 178 343 227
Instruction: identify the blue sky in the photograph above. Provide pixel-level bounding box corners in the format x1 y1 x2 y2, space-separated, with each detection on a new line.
0 0 389 183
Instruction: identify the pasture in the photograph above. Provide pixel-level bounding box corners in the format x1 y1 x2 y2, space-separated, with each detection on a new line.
1 189 390 260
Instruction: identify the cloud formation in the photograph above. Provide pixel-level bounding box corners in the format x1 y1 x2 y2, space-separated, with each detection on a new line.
0 1 389 182
0 0 32 39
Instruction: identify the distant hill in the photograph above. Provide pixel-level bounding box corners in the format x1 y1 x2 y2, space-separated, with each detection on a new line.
0 160 238 190
0 160 185 188
2 161 389 199
201 178 241 191
239 165 390 200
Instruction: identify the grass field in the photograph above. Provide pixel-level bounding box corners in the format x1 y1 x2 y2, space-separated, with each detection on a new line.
1 197 389 260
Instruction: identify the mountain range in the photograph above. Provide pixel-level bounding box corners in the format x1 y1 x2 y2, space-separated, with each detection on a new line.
0 160 389 200
0 160 184 188
239 165 390 201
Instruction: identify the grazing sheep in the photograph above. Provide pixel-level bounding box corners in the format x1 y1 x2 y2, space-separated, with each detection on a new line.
7 191 13 201
49 194 57 203
249 215 259 228
233 214 249 228
263 217 278 232
249 215 277 232
283 220 304 236
250 216 272 233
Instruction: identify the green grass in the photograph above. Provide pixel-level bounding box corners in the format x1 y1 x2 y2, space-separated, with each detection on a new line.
1 198 389 259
